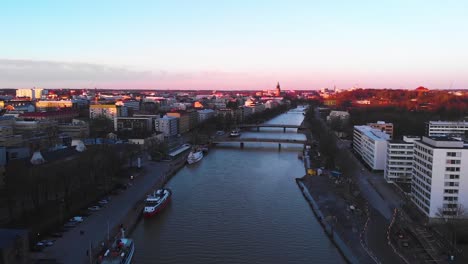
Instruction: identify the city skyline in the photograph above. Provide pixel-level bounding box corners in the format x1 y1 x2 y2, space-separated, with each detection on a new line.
2 0 468 90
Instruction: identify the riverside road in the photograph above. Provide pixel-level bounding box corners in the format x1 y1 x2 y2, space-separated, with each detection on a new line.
39 159 170 264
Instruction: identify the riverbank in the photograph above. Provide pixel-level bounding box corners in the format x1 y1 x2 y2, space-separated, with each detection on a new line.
90 152 189 263
35 153 189 264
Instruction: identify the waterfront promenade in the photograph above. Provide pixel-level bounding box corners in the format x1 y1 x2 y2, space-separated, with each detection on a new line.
37 158 173 263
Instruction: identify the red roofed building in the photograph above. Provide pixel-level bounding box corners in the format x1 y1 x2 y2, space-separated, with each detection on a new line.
19 110 79 122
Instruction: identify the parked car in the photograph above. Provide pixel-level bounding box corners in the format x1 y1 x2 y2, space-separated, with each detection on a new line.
51 232 63 238
36 240 55 247
88 206 101 211
98 199 109 205
64 222 78 228
216 131 225 136
70 216 84 223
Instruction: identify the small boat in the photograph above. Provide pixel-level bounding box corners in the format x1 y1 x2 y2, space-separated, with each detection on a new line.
187 150 203 164
229 129 241 137
143 188 172 218
99 238 135 264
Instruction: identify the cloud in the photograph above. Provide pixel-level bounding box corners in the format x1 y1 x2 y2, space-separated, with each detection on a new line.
0 59 152 88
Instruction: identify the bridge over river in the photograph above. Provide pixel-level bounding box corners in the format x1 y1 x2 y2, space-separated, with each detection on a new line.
212 136 307 150
238 123 306 132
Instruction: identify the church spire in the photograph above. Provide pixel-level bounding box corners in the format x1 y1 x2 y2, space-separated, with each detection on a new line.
275 82 281 96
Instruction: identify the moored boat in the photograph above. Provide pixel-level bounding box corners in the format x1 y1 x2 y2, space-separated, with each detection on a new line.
187 150 203 164
143 188 172 218
99 237 135 264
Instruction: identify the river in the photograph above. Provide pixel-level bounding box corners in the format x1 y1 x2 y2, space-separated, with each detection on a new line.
132 107 345 264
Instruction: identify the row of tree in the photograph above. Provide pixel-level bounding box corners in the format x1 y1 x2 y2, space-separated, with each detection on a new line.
3 144 139 230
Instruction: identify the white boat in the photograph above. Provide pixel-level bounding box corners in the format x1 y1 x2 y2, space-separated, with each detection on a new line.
187 150 203 164
143 188 172 218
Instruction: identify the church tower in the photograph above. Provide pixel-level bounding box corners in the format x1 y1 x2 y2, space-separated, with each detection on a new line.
275 82 281 96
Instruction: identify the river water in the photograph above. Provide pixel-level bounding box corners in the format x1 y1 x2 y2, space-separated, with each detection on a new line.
132 107 344 264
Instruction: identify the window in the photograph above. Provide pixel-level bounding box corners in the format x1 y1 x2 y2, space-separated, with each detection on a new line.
446 167 461 172
445 174 460 180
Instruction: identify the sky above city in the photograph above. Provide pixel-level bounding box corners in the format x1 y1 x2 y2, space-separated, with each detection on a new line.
1 0 467 90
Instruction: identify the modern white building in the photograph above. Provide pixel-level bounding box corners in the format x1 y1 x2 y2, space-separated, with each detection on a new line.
197 109 215 123
412 136 468 219
384 136 420 183
353 125 390 170
155 115 178 137
426 121 468 138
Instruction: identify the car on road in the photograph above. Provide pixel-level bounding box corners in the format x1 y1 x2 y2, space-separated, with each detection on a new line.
88 205 101 211
216 131 225 136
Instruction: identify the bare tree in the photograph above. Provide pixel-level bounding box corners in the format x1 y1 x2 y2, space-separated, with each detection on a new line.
436 204 467 252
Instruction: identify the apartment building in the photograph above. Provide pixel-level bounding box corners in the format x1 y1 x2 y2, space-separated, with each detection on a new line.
197 109 215 123
412 136 468 219
114 116 153 133
384 136 420 183
326 111 350 123
367 121 394 139
353 125 390 170
167 110 198 133
16 88 43 100
426 121 468 138
57 119 89 139
155 115 178 137
90 104 118 119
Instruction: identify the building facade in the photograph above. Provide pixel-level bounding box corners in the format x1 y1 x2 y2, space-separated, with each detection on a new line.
353 125 390 170
426 121 468 138
197 109 215 123
16 88 43 100
89 104 118 119
384 136 420 183
155 115 178 137
367 121 394 139
114 117 153 134
57 119 89 139
167 110 197 133
412 136 468 219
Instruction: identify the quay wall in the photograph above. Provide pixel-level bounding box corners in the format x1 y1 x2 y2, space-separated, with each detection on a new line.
89 154 188 263
296 178 359 264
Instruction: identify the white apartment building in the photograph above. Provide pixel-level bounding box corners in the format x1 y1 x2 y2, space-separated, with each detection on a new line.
412 137 468 219
384 136 420 183
197 109 215 123
353 125 390 170
426 121 468 138
155 115 178 137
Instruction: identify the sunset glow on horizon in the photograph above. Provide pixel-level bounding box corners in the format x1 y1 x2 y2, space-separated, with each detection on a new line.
1 0 467 90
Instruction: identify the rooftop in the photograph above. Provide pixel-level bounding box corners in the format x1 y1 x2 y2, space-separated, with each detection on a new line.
428 120 468 125
354 125 389 141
